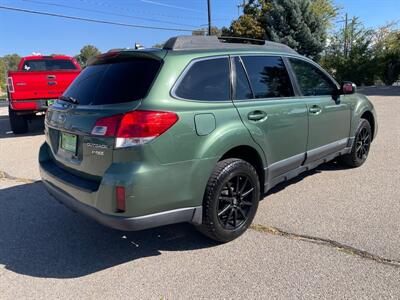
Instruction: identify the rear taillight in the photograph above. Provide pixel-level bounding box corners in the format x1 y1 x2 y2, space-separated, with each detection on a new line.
91 110 178 148
91 114 122 137
6 77 14 93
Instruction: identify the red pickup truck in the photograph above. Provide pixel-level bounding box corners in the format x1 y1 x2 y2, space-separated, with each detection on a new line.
6 55 81 133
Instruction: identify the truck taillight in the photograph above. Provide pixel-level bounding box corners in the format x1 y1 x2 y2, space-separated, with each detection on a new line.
91 110 179 148
6 77 14 93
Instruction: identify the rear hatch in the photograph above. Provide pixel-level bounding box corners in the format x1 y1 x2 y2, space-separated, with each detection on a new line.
45 51 165 178
9 58 80 101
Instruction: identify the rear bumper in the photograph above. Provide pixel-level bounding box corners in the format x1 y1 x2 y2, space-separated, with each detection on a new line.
10 99 54 111
41 179 202 231
39 142 203 231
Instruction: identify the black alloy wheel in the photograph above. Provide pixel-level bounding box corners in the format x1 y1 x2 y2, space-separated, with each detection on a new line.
355 126 371 160
338 118 372 168
198 158 260 243
217 174 255 230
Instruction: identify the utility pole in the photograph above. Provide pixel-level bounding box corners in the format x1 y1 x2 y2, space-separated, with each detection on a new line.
207 0 212 35
237 0 246 17
344 13 348 57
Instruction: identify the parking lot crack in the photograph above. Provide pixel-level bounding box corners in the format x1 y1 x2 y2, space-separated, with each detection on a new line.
250 224 400 268
0 170 37 184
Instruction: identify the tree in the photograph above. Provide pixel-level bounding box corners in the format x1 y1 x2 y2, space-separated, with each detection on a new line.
2 54 21 71
152 42 165 49
262 0 326 58
75 45 101 67
310 0 339 28
222 0 332 59
320 17 376 85
0 54 21 94
0 59 6 94
192 26 221 36
221 14 264 40
373 24 400 85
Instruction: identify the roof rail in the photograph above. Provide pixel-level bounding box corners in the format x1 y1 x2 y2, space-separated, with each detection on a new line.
162 35 297 54
218 36 266 45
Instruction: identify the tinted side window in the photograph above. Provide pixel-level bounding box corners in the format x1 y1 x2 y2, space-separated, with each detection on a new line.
241 56 294 99
175 58 230 101
234 57 253 100
64 58 161 105
289 58 336 96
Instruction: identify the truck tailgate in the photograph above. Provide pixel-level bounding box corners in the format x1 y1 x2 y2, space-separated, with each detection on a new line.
8 70 80 101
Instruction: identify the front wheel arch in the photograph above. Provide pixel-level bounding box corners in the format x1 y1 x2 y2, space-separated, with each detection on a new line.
360 111 375 141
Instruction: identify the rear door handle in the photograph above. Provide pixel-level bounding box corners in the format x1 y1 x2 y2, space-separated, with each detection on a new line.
309 105 322 114
248 110 268 121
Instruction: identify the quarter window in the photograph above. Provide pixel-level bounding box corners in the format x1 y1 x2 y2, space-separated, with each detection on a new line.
174 57 230 101
241 56 294 99
289 58 336 96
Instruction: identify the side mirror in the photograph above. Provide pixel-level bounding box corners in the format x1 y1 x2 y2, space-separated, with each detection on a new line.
342 81 357 94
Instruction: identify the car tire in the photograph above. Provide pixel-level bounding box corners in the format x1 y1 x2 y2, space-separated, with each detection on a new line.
338 119 372 168
197 158 260 243
8 106 28 134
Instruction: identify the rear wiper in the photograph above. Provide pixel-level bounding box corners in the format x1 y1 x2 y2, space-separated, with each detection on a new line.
59 95 79 105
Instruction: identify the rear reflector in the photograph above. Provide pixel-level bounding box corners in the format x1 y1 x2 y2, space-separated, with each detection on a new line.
116 186 126 212
92 110 178 148
6 77 14 93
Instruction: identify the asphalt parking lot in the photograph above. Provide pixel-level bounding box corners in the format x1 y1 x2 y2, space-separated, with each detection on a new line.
0 87 399 299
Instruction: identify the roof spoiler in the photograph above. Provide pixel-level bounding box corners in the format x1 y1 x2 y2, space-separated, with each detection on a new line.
88 50 163 66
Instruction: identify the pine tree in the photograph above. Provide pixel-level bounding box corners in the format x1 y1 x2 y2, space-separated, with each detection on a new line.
223 0 330 59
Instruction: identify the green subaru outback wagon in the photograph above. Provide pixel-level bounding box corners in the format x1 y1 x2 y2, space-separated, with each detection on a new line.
39 36 377 242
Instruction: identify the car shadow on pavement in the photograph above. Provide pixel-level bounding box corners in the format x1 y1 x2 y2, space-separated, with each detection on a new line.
265 160 347 197
0 181 217 279
0 115 44 139
359 86 400 96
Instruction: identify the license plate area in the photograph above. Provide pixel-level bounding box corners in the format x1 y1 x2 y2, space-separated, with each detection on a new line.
60 132 77 155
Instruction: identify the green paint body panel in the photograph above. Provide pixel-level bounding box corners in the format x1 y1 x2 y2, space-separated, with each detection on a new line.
233 98 308 165
39 46 378 226
303 96 351 149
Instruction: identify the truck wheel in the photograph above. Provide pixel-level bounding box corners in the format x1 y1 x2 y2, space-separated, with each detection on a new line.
338 119 372 168
8 106 28 134
197 159 260 243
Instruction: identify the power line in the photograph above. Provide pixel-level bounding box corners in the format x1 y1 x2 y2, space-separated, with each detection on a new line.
139 0 202 13
0 5 204 32
76 0 234 22
22 0 202 28
78 0 207 21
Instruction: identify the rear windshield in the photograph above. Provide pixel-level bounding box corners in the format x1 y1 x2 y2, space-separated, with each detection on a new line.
63 58 161 105
22 59 77 71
